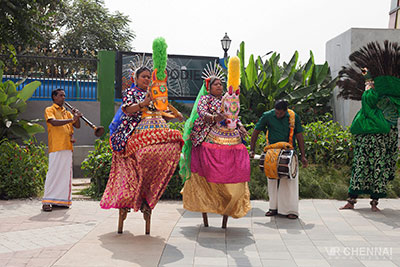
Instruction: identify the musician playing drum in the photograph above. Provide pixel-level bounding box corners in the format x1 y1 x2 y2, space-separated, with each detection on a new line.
249 100 307 219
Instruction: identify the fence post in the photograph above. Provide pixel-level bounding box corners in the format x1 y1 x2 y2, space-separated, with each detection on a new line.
97 51 116 133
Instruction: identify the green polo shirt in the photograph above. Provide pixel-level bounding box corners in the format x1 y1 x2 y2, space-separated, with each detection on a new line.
255 109 304 148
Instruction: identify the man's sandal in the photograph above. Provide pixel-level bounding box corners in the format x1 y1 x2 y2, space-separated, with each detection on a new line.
287 214 298 219
265 210 278 216
42 204 52 212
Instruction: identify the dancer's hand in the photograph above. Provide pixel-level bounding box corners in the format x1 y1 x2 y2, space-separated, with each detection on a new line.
301 156 308 168
141 93 151 107
249 151 255 159
214 112 226 123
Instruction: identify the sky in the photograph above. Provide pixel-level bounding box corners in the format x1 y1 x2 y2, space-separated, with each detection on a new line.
103 0 391 64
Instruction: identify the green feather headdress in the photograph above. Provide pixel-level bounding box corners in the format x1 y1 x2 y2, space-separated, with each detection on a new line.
152 37 168 80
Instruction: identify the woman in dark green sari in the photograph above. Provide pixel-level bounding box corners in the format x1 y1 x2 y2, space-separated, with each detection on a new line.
338 41 400 211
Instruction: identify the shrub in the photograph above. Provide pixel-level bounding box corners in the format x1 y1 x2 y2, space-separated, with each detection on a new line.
243 122 266 154
168 121 185 133
387 175 400 198
0 138 47 199
303 115 353 166
0 63 45 140
299 165 351 199
161 169 183 200
248 162 268 200
81 135 112 199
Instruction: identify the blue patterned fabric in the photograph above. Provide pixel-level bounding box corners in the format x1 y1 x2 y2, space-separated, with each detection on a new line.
110 86 147 152
109 105 124 136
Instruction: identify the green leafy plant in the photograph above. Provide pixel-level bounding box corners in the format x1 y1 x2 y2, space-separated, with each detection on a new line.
243 122 266 154
161 168 183 200
169 100 192 119
303 114 354 166
0 62 44 140
168 120 185 133
237 42 337 124
81 135 112 199
299 165 350 199
248 162 268 200
0 137 48 199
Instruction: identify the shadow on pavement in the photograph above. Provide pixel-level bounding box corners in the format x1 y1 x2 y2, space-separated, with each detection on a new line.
98 231 171 266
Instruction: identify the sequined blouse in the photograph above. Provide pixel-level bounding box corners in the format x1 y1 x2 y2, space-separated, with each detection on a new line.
110 86 147 152
190 94 222 147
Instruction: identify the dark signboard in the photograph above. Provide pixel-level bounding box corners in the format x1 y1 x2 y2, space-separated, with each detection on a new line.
116 51 219 100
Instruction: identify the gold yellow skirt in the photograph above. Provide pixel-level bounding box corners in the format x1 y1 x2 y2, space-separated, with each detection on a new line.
181 173 251 218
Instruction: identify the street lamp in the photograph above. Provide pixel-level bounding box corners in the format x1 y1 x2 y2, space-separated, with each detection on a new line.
221 33 232 58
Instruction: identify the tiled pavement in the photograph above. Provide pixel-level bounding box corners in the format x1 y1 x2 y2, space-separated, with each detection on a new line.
1 199 400 267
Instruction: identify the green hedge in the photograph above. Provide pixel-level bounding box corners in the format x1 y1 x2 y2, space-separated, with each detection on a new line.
303 115 354 166
81 136 112 199
0 138 48 199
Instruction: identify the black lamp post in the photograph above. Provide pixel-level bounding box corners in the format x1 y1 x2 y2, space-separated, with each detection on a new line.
221 33 232 59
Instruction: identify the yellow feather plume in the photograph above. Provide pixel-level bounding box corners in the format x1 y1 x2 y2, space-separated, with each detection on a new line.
227 56 240 90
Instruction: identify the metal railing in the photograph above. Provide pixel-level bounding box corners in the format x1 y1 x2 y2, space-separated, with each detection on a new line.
1 52 98 101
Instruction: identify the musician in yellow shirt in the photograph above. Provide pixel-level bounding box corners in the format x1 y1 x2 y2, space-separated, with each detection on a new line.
42 89 82 212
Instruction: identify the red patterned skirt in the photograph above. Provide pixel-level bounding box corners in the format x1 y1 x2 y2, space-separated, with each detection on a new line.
100 126 183 211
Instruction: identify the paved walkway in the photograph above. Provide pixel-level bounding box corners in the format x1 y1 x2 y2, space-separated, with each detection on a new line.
1 199 400 267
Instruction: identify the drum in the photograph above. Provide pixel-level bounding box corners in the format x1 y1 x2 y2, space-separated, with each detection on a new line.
277 149 298 179
258 152 266 171
259 149 298 179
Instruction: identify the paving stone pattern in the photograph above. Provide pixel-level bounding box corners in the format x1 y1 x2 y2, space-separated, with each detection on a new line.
1 199 400 266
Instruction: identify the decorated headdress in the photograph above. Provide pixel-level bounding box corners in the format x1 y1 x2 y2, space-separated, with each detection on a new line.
150 37 169 111
201 61 225 92
337 40 400 100
129 53 153 85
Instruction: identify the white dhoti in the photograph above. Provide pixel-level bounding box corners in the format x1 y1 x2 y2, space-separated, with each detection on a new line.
267 172 299 216
42 150 73 207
